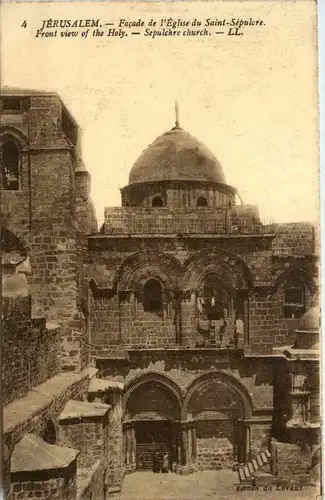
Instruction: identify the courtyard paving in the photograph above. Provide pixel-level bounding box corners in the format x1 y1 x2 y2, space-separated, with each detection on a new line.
119 471 320 500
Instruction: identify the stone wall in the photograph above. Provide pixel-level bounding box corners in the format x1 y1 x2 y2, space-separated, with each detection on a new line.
196 420 234 470
77 460 105 500
272 441 312 484
197 437 233 470
269 223 316 257
11 463 77 500
3 296 61 406
59 415 109 469
121 299 176 348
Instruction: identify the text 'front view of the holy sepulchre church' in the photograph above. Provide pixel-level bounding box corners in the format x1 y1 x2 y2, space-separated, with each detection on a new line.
1 88 321 499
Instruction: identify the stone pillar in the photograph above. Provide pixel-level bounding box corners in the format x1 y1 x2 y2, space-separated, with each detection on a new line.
125 423 132 468
131 424 136 471
123 429 127 465
233 419 239 468
171 423 177 468
191 424 197 463
176 421 195 475
106 390 124 491
244 423 251 462
3 442 12 500
187 425 192 465
181 422 188 466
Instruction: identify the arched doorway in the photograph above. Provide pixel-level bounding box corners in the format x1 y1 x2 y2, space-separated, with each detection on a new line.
185 374 252 470
123 376 182 472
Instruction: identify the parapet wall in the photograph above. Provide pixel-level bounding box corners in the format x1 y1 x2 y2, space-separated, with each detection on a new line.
103 206 262 235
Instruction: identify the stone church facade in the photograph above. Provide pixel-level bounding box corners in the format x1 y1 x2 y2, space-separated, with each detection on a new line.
1 88 321 499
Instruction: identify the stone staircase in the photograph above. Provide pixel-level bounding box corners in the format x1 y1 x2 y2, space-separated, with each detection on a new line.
238 449 271 484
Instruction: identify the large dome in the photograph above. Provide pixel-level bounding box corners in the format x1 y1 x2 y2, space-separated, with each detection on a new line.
128 126 226 185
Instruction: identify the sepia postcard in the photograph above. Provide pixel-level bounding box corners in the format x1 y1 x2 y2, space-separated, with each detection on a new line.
0 0 322 499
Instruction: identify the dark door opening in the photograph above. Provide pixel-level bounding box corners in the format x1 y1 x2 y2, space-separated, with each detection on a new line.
135 420 174 471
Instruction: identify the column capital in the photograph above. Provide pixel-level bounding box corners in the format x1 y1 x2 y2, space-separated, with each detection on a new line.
123 421 134 430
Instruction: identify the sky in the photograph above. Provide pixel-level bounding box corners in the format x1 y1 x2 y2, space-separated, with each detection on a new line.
1 0 320 224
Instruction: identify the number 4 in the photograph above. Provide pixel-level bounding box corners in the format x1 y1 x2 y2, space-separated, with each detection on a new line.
21 21 27 28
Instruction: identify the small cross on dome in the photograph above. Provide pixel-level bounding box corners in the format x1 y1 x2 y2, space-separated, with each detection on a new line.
175 101 180 128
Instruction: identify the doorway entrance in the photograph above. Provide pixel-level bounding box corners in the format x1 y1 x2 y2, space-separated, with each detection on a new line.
135 420 174 471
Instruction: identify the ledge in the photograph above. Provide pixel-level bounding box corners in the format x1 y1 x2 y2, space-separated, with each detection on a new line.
89 233 275 240
95 348 245 363
286 419 321 429
283 348 319 361
4 369 93 435
59 400 110 421
11 434 79 474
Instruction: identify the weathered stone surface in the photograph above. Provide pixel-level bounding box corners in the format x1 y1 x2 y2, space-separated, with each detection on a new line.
11 433 78 472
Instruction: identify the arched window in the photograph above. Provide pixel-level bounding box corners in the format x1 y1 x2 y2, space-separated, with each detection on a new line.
152 196 163 207
283 279 306 319
143 278 163 314
1 140 20 190
196 196 208 207
43 418 57 445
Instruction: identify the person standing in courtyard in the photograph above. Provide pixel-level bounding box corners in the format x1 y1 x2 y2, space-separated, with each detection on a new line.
162 452 169 473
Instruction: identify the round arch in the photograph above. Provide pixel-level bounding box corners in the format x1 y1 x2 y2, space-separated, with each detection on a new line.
42 417 59 445
274 266 317 296
1 226 28 256
183 370 254 420
152 195 164 207
182 249 253 291
123 371 184 417
115 251 184 291
196 196 208 207
197 266 234 293
0 126 29 151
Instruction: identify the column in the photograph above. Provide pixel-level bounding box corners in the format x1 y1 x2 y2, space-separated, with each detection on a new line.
243 299 249 346
187 425 192 465
171 423 177 469
181 422 188 466
131 424 136 470
233 419 239 467
123 427 127 465
244 423 251 462
125 423 132 468
191 424 197 463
